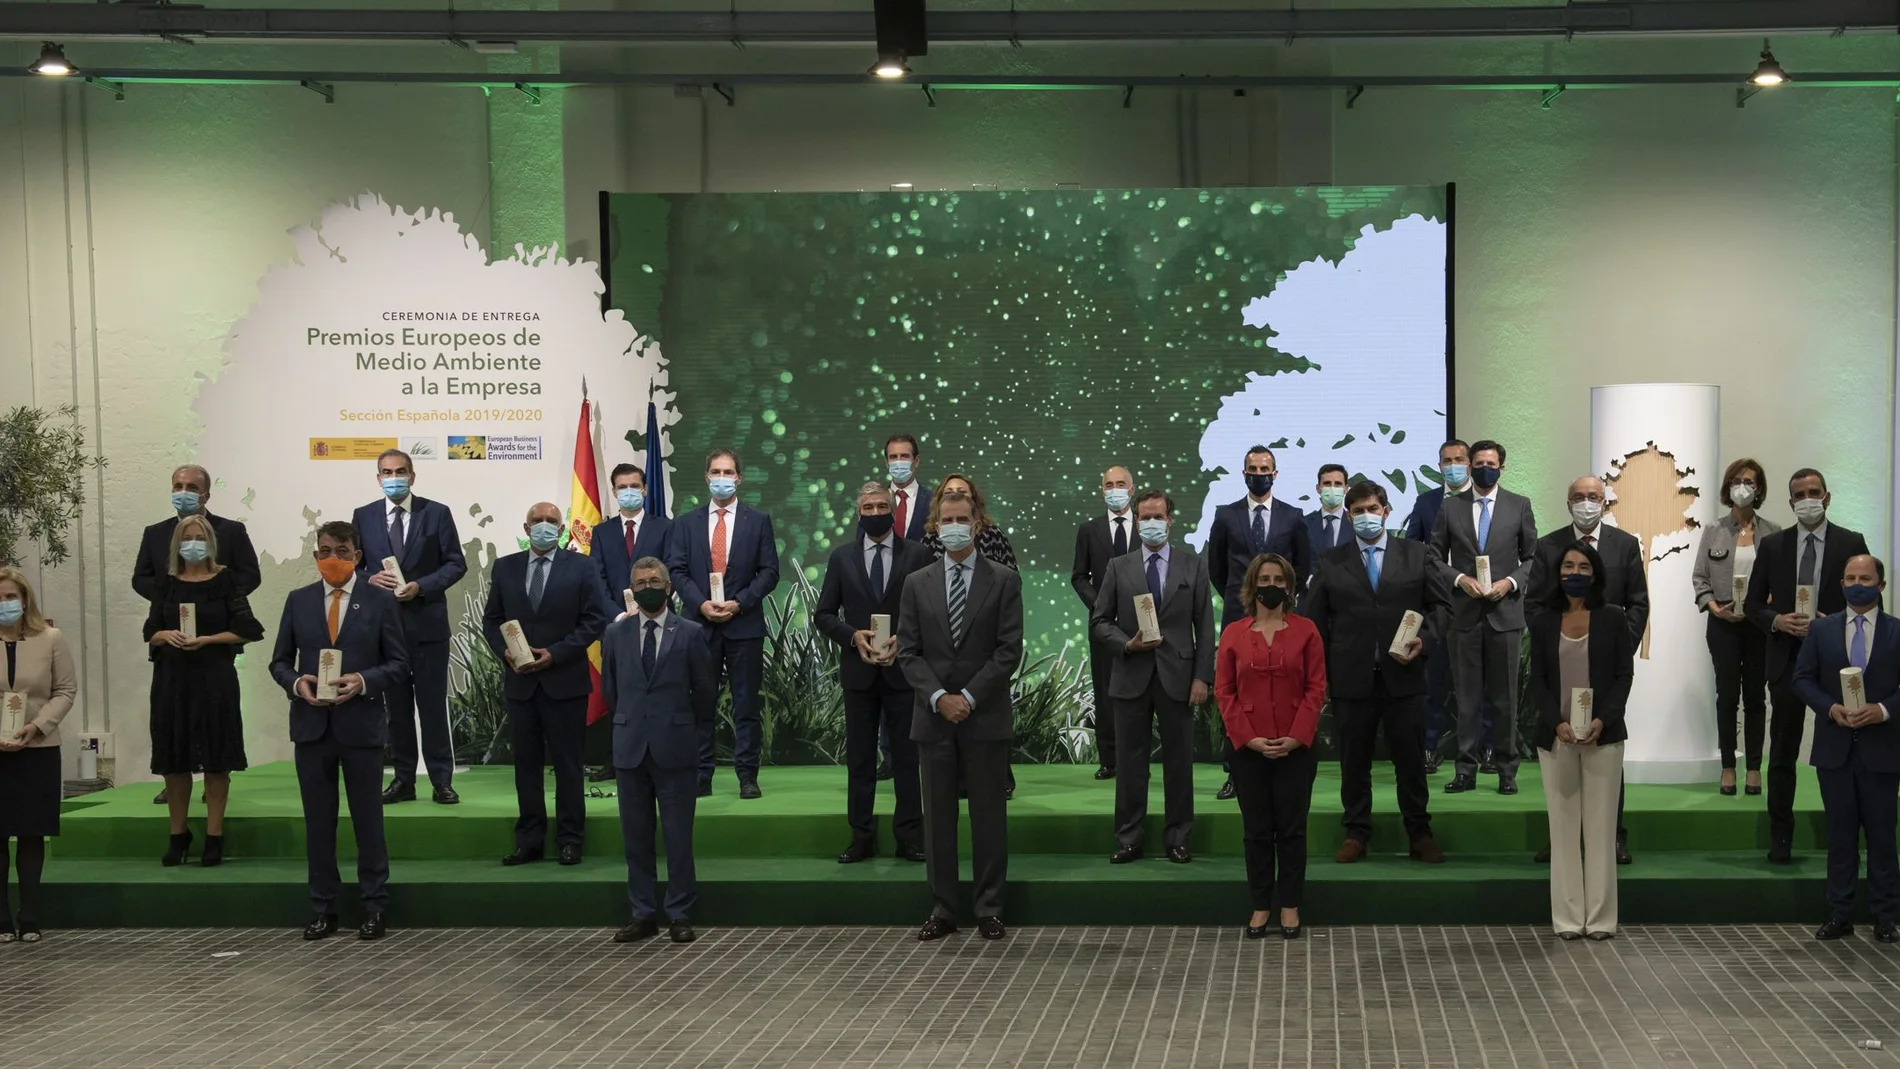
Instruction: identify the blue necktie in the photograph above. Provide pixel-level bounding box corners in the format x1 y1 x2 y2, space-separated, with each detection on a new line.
1323 514 1336 547
529 556 549 611
1852 616 1869 671
1146 551 1164 606
642 620 657 677
1250 505 1267 553
1477 496 1492 552
1364 546 1382 592
870 542 886 598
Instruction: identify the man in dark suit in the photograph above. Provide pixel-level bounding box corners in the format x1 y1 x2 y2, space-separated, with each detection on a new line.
1303 481 1451 865
885 433 933 542
665 447 781 799
1745 467 1871 863
1091 489 1214 864
1527 474 1651 865
351 448 466 806
1792 553 1900 942
268 520 408 942
1303 463 1353 566
603 556 716 944
898 491 1025 942
1404 440 1471 773
587 463 673 780
816 482 934 863
482 502 612 867
1430 438 1538 795
1070 464 1137 780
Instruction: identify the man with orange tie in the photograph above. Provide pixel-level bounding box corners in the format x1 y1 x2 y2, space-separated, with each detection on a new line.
665 448 781 799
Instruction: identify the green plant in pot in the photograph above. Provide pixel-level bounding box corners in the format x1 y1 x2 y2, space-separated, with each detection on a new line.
0 405 106 567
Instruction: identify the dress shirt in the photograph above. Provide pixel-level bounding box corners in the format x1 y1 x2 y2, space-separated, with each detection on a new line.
1844 603 1889 721
930 553 979 713
619 508 643 542
1468 486 1518 592
1107 508 1133 554
1571 523 1601 546
637 607 671 660
862 532 895 595
1794 521 1830 585
324 573 357 634
706 500 737 566
525 547 556 595
1143 542 1172 588
385 495 413 543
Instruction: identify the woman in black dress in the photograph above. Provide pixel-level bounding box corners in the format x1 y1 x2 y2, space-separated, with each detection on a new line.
144 514 264 866
920 472 1021 797
0 568 76 942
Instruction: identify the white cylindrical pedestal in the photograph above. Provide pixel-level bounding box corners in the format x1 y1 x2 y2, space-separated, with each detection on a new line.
1591 383 1721 784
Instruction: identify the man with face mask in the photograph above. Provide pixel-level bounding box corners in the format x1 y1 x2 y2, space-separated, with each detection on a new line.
1303 464 1353 564
1071 465 1139 780
482 503 613 866
268 521 408 941
816 483 934 863
1406 441 1473 774
1302 481 1452 865
1090 490 1215 864
352 449 467 806
665 448 781 799
587 463 674 781
1526 475 1650 865
886 434 933 542
1792 554 1900 942
1745 468 1870 864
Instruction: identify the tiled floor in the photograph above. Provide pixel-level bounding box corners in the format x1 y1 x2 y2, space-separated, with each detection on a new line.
0 925 1893 1067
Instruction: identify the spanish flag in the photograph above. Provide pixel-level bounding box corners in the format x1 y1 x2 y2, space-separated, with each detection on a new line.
567 393 609 725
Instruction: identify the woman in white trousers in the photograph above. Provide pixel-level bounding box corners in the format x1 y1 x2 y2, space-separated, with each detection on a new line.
1530 541 1635 940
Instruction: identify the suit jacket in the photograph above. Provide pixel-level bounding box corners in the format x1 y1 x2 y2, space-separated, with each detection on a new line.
1745 522 1870 682
268 581 409 748
591 512 674 606
1070 513 1137 611
1403 485 1447 543
1429 486 1539 632
815 535 934 691
602 612 716 771
132 512 261 601
2 627 76 747
351 496 467 643
481 549 612 702
1526 524 1651 642
894 483 933 542
665 502 782 640
1302 509 1353 568
1527 605 1635 750
1207 496 1312 604
897 555 1025 744
1089 544 1216 702
1300 536 1451 700
1793 609 1900 773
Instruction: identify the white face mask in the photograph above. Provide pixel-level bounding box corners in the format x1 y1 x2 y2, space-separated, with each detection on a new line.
1792 498 1827 525
1569 500 1604 528
1728 483 1756 509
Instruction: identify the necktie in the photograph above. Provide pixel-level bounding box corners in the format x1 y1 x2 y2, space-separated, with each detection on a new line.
1113 516 1128 557
1477 496 1492 552
529 556 549 611
624 518 636 559
1852 615 1869 671
1582 533 1595 546
326 588 343 643
870 542 886 598
1799 534 1818 586
1365 546 1382 592
948 562 967 645
642 619 658 676
1251 505 1267 553
711 508 729 576
894 490 909 537
388 506 405 556
1324 514 1336 546
1146 551 1164 605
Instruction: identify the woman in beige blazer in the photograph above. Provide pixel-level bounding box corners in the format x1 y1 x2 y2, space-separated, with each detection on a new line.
0 567 77 942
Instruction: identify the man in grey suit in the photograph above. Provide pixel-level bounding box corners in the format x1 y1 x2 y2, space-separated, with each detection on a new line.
898 491 1025 941
1429 438 1539 794
602 557 716 945
1091 490 1215 865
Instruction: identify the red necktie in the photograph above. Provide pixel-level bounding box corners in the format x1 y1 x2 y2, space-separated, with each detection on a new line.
894 490 908 536
711 509 729 575
1583 534 1595 545
625 518 636 559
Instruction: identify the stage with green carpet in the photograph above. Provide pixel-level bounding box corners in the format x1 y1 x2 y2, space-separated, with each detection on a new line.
41 763 1848 929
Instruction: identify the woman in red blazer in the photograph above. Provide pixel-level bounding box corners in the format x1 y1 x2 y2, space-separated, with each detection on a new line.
1216 552 1327 939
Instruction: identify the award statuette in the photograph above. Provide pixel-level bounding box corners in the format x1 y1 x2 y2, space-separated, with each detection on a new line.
1569 687 1594 739
1132 594 1162 644
708 572 726 605
176 602 197 641
1795 585 1816 619
1732 573 1749 608
1843 667 1868 712
0 692 26 744
382 556 406 588
1474 555 1493 591
623 588 638 617
1390 610 1424 656
872 613 892 646
500 620 536 668
316 648 344 702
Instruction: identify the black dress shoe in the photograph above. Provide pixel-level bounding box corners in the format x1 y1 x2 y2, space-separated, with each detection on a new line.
1110 845 1144 864
668 920 697 944
696 779 714 798
1767 841 1793 865
1166 846 1192 864
1245 924 1273 939
433 786 460 805
381 781 417 805
1479 750 1500 775
358 912 387 941
501 848 543 866
1216 776 1237 801
1444 774 1477 794
977 915 1006 940
1496 777 1518 796
303 913 340 941
738 779 763 800
1745 782 1762 796
1093 765 1116 781
1615 834 1632 866
588 765 615 783
838 840 876 864
153 787 168 805
1719 782 1738 796
876 760 894 781
1424 751 1444 774
1533 845 1551 864
895 841 927 863
1817 918 1855 941
558 844 582 866
614 917 660 943
1280 924 1303 940
918 915 959 941
1876 920 1898 943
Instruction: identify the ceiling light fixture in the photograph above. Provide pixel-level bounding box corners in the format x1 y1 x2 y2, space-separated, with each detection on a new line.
872 0 927 80
29 42 73 76
1748 39 1788 87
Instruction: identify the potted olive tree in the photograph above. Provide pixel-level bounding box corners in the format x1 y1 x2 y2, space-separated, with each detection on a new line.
0 405 104 567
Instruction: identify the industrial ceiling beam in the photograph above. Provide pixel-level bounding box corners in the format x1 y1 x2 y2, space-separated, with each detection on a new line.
0 2 1892 45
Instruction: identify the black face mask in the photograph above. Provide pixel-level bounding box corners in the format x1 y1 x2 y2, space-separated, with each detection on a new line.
1244 473 1275 498
632 587 670 612
859 512 895 539
1472 466 1502 490
1255 585 1289 610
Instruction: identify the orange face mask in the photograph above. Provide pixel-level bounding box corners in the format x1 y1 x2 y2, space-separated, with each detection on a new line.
316 557 356 587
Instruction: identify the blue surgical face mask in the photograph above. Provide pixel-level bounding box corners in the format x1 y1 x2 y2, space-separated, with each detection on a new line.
381 476 410 501
615 487 644 512
1352 513 1385 540
1440 463 1468 488
0 599 21 626
1319 487 1346 510
1137 518 1169 547
708 477 738 500
938 523 974 552
179 540 210 563
171 490 201 515
1104 488 1131 512
1845 583 1882 608
888 460 913 485
1472 466 1502 490
1560 574 1593 598
528 522 561 551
